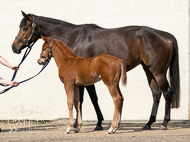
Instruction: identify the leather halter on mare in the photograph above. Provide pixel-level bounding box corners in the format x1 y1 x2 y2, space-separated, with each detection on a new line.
15 16 36 46
8 15 37 82
0 15 51 94
1 16 37 87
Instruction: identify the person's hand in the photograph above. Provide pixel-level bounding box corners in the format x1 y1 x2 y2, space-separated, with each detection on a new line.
10 81 19 87
11 65 19 70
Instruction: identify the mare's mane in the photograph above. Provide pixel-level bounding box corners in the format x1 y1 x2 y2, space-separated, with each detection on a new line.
20 14 77 28
20 14 100 29
52 39 79 57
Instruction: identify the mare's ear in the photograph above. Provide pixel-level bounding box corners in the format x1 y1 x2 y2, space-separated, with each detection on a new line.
41 36 51 43
21 11 31 22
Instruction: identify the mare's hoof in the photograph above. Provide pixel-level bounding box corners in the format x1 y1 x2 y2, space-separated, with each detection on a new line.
0 128 1 132
71 122 78 131
74 130 79 133
159 125 167 130
142 125 151 130
73 122 77 128
94 126 103 131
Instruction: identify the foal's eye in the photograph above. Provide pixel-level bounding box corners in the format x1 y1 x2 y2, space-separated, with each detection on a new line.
43 47 47 51
23 27 28 31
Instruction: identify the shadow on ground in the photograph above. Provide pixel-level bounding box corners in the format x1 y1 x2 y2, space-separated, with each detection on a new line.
1 119 190 134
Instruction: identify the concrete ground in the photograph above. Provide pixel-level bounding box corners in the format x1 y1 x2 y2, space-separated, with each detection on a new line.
0 119 190 142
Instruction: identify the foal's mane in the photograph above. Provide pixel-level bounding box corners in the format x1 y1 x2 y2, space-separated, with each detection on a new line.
52 39 78 57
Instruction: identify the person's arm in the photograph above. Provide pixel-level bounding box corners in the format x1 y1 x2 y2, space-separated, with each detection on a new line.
0 77 19 87
0 56 19 70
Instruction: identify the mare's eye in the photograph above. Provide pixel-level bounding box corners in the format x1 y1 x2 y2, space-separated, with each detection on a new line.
23 27 28 31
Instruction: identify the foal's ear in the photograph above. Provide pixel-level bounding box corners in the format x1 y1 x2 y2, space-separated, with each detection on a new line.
41 36 51 42
21 11 31 22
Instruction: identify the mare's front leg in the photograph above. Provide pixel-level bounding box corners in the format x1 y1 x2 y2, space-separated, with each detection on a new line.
64 83 75 134
73 86 82 133
86 85 104 130
73 85 104 131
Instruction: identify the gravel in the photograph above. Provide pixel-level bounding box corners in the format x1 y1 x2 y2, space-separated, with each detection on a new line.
0 119 190 142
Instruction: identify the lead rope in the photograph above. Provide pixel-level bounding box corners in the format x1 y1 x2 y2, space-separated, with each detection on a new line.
11 41 36 81
0 41 35 87
0 59 51 94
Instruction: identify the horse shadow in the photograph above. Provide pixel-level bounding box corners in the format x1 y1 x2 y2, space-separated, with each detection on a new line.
1 120 190 134
80 120 190 134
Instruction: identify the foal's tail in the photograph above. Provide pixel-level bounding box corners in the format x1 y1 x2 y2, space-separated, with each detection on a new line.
120 60 127 86
166 32 180 108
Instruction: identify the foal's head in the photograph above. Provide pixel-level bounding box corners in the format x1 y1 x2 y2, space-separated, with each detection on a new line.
38 36 52 65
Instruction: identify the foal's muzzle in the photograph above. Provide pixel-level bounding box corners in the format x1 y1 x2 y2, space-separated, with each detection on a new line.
38 58 45 65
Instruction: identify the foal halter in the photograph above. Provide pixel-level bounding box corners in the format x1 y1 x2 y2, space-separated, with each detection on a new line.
15 16 36 46
40 42 53 59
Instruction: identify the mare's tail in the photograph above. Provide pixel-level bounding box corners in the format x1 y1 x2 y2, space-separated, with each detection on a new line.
120 61 127 86
166 32 180 108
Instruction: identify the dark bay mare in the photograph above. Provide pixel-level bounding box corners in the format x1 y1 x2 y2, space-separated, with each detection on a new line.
12 11 180 130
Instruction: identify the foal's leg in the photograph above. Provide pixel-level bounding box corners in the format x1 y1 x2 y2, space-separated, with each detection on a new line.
113 85 124 132
73 86 84 128
64 83 75 134
142 64 162 130
73 86 82 133
86 85 104 130
106 84 124 134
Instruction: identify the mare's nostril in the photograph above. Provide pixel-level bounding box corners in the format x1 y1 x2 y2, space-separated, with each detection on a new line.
37 59 41 64
12 45 16 52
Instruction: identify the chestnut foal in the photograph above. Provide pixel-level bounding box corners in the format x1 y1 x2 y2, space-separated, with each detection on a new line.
38 36 127 134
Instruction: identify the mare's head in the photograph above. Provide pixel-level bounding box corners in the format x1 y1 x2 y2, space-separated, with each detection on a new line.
38 36 52 65
12 11 39 54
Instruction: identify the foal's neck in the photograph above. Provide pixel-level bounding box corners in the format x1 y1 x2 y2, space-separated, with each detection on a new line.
52 40 78 67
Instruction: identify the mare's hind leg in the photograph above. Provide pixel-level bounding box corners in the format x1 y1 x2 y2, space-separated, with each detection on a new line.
64 83 75 134
73 86 82 133
142 64 162 130
152 72 173 130
106 84 124 134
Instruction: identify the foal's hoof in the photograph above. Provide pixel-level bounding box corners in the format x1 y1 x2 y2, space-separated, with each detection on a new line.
94 126 103 131
0 128 1 132
65 130 70 134
106 131 113 134
159 125 167 130
142 125 151 130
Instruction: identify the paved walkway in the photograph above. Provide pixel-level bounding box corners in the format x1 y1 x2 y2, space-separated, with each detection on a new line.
0 119 190 142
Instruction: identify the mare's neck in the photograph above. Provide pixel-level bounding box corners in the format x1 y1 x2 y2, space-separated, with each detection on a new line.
35 16 76 44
